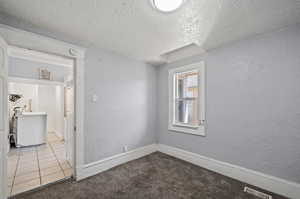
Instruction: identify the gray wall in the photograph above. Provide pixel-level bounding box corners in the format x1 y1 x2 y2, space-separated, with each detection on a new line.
157 24 300 183
8 57 72 82
84 47 157 163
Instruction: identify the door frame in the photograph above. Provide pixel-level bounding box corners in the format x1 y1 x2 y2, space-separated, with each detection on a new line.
0 33 8 199
0 24 86 199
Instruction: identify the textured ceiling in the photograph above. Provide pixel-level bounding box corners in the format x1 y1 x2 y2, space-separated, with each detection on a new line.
0 0 300 63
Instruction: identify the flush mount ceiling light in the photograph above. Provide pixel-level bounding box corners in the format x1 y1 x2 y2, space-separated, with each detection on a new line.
152 0 184 12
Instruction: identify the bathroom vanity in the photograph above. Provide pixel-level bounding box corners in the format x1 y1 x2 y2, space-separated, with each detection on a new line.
15 112 47 147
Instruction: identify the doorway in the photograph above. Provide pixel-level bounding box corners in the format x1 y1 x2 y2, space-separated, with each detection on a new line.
0 27 85 199
6 48 75 196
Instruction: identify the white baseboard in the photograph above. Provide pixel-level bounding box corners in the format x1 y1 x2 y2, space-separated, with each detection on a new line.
76 144 157 180
157 144 300 199
75 143 300 199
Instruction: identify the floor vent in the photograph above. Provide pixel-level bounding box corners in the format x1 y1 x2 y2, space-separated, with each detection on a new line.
244 187 272 199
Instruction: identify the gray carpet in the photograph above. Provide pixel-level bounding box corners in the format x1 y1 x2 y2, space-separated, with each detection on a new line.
11 152 288 199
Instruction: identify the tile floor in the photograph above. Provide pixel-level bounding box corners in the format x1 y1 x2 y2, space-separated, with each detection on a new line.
7 132 72 196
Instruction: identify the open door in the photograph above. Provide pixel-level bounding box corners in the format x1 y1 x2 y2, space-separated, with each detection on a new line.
0 35 8 199
64 78 74 170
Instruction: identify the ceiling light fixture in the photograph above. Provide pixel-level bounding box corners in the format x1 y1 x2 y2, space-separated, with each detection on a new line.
152 0 184 12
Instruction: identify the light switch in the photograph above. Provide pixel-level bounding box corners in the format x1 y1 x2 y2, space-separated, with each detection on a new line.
92 94 98 102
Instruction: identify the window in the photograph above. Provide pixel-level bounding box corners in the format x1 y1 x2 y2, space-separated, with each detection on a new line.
168 62 206 136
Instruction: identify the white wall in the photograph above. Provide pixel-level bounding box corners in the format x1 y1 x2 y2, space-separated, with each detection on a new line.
8 82 64 137
157 24 300 184
38 85 56 133
38 84 64 137
8 82 39 113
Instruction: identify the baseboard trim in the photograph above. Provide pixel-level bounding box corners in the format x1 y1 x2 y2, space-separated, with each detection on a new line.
157 144 300 199
76 143 300 199
76 144 157 180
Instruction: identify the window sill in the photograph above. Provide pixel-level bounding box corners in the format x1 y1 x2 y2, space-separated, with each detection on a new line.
168 124 206 136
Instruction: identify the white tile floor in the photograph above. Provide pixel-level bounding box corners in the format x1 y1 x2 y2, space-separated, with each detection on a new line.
7 132 72 196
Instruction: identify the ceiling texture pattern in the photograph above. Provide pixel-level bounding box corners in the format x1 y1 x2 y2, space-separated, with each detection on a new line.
0 0 300 63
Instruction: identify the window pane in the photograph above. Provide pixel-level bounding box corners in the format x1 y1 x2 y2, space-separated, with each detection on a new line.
175 71 198 99
174 99 199 126
174 70 199 126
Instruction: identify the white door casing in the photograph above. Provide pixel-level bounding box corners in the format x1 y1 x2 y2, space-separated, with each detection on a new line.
0 35 8 199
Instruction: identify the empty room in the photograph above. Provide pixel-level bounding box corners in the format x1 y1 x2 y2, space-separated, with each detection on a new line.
0 0 299 199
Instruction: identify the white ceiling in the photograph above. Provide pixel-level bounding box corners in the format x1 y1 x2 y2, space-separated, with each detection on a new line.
0 0 300 63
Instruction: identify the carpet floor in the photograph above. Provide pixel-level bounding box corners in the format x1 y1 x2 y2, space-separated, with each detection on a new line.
11 152 288 199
